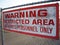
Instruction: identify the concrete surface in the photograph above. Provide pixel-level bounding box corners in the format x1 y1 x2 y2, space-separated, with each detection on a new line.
3 30 60 45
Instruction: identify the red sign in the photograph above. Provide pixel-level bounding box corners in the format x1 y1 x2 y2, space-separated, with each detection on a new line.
3 3 59 39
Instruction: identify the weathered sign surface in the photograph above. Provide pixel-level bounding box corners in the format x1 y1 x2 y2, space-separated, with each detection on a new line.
3 3 59 39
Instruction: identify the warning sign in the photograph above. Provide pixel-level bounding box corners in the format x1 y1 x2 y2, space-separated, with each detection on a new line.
3 3 59 39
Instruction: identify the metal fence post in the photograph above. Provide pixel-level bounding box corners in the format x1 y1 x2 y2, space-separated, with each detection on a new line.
0 8 4 45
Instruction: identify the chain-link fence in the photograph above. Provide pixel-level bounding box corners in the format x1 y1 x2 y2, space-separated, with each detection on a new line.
0 1 60 45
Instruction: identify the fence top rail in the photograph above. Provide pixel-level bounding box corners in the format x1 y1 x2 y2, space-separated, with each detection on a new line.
2 0 59 10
